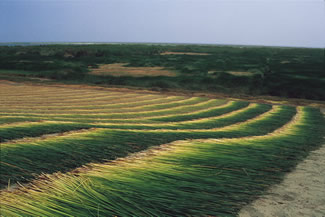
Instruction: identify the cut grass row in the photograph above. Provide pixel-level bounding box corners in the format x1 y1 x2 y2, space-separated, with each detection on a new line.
0 105 296 189
0 90 122 101
92 103 271 130
0 101 250 141
0 93 153 106
0 86 93 96
0 122 91 142
0 95 183 110
0 100 235 120
0 97 208 114
0 96 189 112
1 107 324 216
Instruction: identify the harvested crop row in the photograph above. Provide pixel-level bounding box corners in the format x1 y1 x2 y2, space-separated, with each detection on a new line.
0 85 91 96
0 91 122 101
0 95 181 110
0 92 148 106
93 103 271 129
0 105 296 189
0 121 91 142
1 107 323 216
0 99 231 120
0 97 208 115
0 95 166 113
0 101 244 141
0 89 108 99
0 103 268 142
0 96 189 112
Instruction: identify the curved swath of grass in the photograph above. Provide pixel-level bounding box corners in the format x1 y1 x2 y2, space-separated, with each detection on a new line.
149 101 246 122
1 91 153 104
0 91 120 104
0 122 92 142
0 87 87 97
0 116 43 125
93 103 271 130
0 105 296 189
0 101 245 142
0 97 206 115
0 93 147 106
0 91 121 101
0 103 261 141
0 94 168 112
0 95 184 113
0 99 229 120
1 107 323 216
0 102 257 142
0 86 121 97
0 94 178 111
48 99 225 117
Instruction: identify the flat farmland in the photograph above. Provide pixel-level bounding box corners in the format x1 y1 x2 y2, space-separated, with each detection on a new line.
0 81 324 216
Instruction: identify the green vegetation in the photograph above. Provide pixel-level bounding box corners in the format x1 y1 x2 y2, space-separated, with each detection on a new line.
0 44 324 100
0 82 324 216
1 106 324 216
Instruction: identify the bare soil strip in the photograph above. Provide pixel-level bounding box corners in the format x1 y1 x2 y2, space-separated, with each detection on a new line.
238 109 325 217
239 144 325 217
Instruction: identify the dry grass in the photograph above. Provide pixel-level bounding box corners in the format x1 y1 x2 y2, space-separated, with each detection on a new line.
89 63 177 77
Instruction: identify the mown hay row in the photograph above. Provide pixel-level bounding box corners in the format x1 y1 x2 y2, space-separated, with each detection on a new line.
0 103 265 142
0 85 92 96
0 92 147 106
0 91 122 101
1 107 323 216
93 103 270 129
0 99 231 120
0 105 297 189
0 95 180 110
0 97 206 115
0 95 165 113
0 121 91 142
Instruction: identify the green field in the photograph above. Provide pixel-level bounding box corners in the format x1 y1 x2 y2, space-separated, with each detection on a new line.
0 82 324 216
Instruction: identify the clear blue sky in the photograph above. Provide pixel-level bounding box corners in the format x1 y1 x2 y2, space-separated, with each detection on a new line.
1 0 324 48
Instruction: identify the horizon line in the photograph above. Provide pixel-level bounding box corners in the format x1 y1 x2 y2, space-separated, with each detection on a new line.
0 41 324 49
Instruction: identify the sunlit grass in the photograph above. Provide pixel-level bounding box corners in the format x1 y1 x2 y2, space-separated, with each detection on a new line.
0 83 324 216
1 107 323 216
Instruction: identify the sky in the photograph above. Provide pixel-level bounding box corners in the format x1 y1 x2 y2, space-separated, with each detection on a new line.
1 0 324 48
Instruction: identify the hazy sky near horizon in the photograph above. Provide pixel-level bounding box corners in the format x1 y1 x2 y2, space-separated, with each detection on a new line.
1 0 324 48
